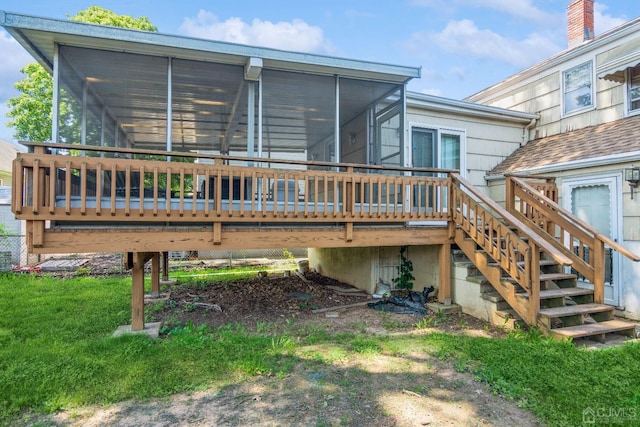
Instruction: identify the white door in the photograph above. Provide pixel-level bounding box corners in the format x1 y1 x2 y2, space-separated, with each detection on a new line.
562 175 621 306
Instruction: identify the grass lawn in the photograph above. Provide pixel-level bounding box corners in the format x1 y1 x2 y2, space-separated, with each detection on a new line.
1 272 639 426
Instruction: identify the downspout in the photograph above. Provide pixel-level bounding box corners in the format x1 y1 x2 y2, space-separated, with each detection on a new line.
522 117 537 146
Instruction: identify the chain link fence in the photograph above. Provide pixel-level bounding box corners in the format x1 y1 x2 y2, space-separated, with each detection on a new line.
0 233 307 272
170 248 308 265
0 235 28 271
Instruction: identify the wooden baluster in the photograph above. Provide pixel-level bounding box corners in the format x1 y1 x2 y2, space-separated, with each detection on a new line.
153 167 159 216
49 160 56 214
95 163 102 215
125 165 131 216
65 161 72 215
139 165 145 216
166 167 172 216
110 163 116 216
179 168 185 216
80 162 87 215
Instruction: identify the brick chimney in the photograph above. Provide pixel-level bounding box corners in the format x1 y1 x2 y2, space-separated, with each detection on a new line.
568 0 594 49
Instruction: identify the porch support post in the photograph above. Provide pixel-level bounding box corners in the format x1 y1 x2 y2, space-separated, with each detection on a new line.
505 175 514 214
150 252 160 295
131 252 147 331
593 239 605 304
438 242 452 304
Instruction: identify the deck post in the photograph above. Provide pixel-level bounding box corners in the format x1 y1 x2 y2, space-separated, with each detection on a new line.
505 175 514 213
131 252 147 331
151 252 160 295
162 252 169 281
438 242 452 304
593 240 605 304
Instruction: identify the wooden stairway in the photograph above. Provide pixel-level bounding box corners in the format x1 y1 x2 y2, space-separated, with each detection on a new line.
451 173 638 343
454 227 637 342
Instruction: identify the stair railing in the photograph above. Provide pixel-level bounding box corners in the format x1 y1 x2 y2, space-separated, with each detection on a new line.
451 174 572 324
506 175 640 304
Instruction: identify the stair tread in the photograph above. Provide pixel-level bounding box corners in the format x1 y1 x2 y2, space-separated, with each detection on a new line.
516 259 558 267
550 320 637 338
502 273 576 283
538 288 593 299
539 303 613 318
540 273 577 281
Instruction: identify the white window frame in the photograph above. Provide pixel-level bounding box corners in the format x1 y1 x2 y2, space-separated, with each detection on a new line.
407 124 466 226
562 60 595 117
409 123 467 177
626 65 640 116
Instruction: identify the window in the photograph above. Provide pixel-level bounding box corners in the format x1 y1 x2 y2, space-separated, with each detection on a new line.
410 125 464 216
411 126 464 175
628 65 640 113
563 61 593 115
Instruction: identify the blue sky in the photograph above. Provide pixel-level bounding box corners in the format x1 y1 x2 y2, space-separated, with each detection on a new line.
1 0 640 144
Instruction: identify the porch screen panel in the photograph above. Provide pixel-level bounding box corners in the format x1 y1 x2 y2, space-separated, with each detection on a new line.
171 60 245 154
261 70 336 163
338 78 400 166
57 46 168 151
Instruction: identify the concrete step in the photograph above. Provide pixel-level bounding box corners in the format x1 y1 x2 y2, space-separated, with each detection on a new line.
495 308 522 321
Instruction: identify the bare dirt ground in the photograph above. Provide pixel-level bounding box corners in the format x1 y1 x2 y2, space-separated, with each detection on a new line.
36 255 541 427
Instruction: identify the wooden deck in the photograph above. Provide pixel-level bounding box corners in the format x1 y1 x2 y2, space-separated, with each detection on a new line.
14 143 453 253
13 144 638 340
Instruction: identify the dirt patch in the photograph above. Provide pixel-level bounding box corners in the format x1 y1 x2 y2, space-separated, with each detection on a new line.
37 257 541 426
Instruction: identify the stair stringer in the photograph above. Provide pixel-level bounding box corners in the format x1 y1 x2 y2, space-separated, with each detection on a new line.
454 228 536 325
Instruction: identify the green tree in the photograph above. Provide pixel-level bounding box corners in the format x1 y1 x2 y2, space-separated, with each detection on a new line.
5 6 157 142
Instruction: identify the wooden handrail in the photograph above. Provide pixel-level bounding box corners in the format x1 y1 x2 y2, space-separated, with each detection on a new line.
451 174 573 266
510 177 640 262
20 141 458 177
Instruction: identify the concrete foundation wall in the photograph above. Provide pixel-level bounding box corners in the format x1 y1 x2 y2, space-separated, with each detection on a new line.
309 247 378 293
309 245 442 295
451 262 494 323
409 245 440 292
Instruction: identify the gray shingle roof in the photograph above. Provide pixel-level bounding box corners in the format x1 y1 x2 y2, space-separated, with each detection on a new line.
489 115 640 175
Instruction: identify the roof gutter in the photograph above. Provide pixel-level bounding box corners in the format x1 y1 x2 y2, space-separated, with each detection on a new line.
407 92 539 124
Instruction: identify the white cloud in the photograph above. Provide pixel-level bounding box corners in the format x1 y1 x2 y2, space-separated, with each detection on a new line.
462 0 559 26
180 10 335 54
0 30 33 100
594 2 627 36
420 88 443 96
411 0 561 27
414 19 562 68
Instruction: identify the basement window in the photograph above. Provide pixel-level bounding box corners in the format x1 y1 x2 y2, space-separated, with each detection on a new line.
563 60 594 115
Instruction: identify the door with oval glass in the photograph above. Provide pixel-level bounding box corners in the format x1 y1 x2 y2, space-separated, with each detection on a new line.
562 174 621 306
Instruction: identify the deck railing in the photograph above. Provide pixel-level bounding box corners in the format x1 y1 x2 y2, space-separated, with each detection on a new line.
506 175 640 304
13 143 453 225
451 174 573 324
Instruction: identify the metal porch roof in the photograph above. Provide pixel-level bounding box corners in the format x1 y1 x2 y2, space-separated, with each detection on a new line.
0 10 420 83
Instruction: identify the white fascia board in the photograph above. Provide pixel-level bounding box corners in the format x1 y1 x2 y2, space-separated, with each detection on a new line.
407 92 539 124
485 150 640 181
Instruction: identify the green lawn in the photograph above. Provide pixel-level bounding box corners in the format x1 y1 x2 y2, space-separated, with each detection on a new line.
0 272 639 426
